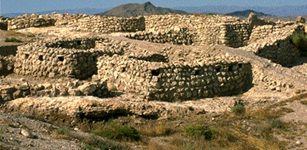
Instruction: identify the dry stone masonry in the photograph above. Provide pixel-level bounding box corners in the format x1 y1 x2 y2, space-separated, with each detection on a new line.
243 24 304 66
66 15 145 33
7 14 145 33
126 28 193 45
144 14 252 47
2 12 306 103
97 54 252 101
0 79 109 102
8 14 56 30
14 37 126 79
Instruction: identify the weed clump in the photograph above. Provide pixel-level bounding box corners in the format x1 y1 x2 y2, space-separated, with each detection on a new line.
231 99 246 115
4 37 22 43
92 122 140 141
291 32 307 56
185 124 214 140
51 127 71 139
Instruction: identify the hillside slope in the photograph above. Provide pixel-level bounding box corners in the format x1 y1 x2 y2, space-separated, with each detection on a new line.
99 1 187 17
226 9 271 17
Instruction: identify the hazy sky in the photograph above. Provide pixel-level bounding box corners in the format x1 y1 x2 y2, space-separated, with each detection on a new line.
1 0 307 13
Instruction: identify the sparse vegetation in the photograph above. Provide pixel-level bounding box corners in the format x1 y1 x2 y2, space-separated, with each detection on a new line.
137 121 173 137
92 121 140 141
300 100 307 105
231 99 246 115
4 37 22 43
51 127 71 139
291 31 307 56
185 124 214 140
81 135 126 150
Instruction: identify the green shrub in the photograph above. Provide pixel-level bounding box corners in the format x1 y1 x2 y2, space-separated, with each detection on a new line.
4 37 22 43
300 100 307 105
291 32 307 56
56 127 70 135
92 122 140 141
270 118 285 129
185 124 214 140
231 100 246 115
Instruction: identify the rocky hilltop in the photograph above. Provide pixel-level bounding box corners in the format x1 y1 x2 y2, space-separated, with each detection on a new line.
99 1 187 17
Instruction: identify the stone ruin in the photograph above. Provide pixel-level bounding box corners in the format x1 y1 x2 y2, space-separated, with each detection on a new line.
1 13 306 102
244 23 304 66
126 28 193 45
97 54 252 101
8 14 56 30
8 14 145 33
3 34 254 102
14 37 125 79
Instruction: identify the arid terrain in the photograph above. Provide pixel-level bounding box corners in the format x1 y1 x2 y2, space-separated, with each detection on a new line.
0 8 307 150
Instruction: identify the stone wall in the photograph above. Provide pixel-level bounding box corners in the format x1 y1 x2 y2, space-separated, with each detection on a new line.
243 24 304 66
97 55 252 101
8 14 56 30
126 28 193 45
65 15 145 33
248 22 296 44
14 37 125 79
144 15 251 47
221 23 252 48
8 13 146 33
0 80 109 102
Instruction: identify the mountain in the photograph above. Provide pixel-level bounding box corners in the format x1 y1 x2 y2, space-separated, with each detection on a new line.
226 9 270 17
99 1 187 17
175 5 307 17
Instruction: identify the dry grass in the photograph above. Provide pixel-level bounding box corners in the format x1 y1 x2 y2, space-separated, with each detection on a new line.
300 100 307 105
50 127 72 140
4 37 22 43
136 121 174 137
91 121 140 141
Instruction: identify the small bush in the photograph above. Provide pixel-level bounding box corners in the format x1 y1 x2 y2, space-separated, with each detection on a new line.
92 122 140 141
185 124 214 140
138 122 173 137
270 118 285 129
291 32 307 56
82 136 125 150
300 100 307 105
51 127 71 139
231 100 246 115
4 37 22 43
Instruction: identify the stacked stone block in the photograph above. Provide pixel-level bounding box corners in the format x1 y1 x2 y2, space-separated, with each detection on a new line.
97 55 252 101
144 15 252 47
14 37 124 79
8 14 56 30
220 23 252 48
68 16 145 33
244 24 304 66
0 80 109 102
126 28 193 45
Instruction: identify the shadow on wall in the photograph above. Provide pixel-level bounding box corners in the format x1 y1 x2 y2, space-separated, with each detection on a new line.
147 62 254 101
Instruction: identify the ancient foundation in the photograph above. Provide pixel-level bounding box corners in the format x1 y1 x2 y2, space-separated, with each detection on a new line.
14 37 125 79
97 55 253 101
